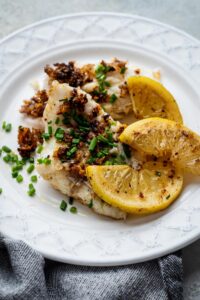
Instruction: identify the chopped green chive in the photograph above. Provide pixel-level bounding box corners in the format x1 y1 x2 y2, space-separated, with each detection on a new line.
0 188 2 194
72 138 80 144
104 81 111 87
69 197 74 205
60 200 67 211
104 160 113 165
89 137 97 152
70 206 77 214
2 122 12 132
166 194 170 199
31 175 37 183
48 126 53 136
16 174 23 183
43 157 51 165
110 94 117 104
155 171 161 177
48 120 52 124
5 123 12 132
12 171 19 178
28 183 36 197
12 164 23 172
2 146 11 153
120 66 127 74
55 128 65 141
27 164 35 174
88 200 93 208
66 147 77 158
37 157 51 165
42 132 50 140
37 144 44 154
3 155 11 163
55 117 60 124
29 157 34 163
86 157 96 164
2 121 6 130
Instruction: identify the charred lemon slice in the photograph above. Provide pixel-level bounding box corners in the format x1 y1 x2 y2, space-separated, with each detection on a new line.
120 117 200 175
127 76 183 123
86 162 183 214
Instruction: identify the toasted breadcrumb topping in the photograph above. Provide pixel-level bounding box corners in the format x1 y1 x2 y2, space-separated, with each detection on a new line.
18 126 43 157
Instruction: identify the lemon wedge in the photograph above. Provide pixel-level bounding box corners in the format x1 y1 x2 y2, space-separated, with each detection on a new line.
127 76 183 123
120 117 200 175
86 162 183 214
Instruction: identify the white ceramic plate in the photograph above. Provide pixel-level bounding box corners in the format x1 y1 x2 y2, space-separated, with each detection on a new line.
1 13 200 266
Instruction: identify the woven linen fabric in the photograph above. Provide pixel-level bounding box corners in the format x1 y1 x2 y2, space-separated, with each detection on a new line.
0 234 183 300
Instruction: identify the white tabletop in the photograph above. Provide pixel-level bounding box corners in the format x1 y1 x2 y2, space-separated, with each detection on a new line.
0 0 200 298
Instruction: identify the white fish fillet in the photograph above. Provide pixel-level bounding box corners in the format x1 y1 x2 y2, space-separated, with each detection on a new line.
37 81 127 219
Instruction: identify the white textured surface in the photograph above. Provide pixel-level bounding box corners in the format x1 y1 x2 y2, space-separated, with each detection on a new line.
1 2 200 298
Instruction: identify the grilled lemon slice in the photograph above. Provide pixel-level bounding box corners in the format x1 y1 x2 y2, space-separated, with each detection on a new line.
127 76 183 123
120 117 200 175
86 162 183 214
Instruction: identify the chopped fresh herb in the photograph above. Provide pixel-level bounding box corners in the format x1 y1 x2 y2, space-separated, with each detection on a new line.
55 117 60 124
69 197 74 205
166 194 170 199
89 137 97 152
72 138 80 145
37 157 51 165
88 200 93 208
27 164 35 174
2 121 6 130
3 155 11 163
31 175 37 183
110 94 117 104
0 149 2 156
42 132 51 140
0 188 2 194
16 174 23 183
48 120 52 124
37 144 44 154
12 163 23 172
54 128 65 141
96 149 109 158
43 157 51 165
21 157 28 165
48 126 53 136
110 121 117 126
79 126 90 132
70 206 77 214
2 146 11 153
2 122 12 132
155 171 161 177
120 66 127 74
60 200 67 211
12 171 18 178
97 134 115 147
28 183 36 197
66 146 77 158
29 157 34 163
104 160 112 165
86 157 96 164
104 155 126 165
11 154 19 163
105 81 111 87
